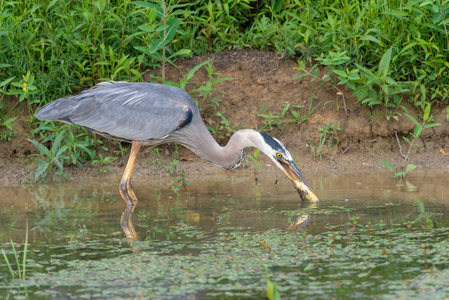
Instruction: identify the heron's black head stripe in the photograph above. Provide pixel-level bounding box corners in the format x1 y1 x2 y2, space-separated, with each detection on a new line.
259 132 286 153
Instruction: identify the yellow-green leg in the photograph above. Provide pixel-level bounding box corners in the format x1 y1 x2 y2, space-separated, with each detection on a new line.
119 141 141 206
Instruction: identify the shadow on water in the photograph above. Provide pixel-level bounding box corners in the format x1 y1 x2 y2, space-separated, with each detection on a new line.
1 170 449 299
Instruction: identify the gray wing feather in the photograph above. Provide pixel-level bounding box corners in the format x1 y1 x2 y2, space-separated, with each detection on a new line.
35 82 193 141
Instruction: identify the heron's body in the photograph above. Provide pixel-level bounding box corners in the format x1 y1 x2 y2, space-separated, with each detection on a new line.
35 81 318 205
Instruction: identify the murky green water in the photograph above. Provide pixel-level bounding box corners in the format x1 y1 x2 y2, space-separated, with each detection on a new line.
1 170 449 299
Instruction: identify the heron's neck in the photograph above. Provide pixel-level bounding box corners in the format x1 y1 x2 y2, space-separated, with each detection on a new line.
184 128 262 169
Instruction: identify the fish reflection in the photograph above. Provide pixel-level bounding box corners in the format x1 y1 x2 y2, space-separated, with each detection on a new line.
287 202 319 230
288 214 311 229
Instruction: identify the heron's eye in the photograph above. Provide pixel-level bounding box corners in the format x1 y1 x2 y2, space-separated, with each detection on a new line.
276 153 283 159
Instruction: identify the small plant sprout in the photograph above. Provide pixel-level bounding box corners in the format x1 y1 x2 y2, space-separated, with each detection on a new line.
166 159 192 191
27 130 70 183
404 221 414 233
92 154 117 174
365 222 372 236
265 266 281 300
347 216 360 240
247 148 261 170
311 122 342 159
189 61 234 110
328 232 342 257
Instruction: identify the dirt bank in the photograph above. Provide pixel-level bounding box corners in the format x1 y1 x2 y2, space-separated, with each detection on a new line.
1 50 449 186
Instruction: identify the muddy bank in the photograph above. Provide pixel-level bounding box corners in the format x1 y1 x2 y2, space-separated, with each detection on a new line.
1 50 449 186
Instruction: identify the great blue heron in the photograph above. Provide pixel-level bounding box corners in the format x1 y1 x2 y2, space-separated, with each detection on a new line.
35 81 318 205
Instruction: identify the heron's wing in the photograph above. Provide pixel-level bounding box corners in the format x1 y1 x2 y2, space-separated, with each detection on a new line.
36 83 193 141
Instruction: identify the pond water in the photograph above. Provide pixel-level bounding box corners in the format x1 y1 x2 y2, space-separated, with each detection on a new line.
1 170 449 299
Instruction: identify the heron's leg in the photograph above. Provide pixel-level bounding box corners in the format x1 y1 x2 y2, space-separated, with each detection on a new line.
120 206 139 241
119 141 142 206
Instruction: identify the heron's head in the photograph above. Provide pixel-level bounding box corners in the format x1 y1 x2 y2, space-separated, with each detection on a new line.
257 132 319 202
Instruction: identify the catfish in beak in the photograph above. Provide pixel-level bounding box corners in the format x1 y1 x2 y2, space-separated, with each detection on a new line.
279 160 319 202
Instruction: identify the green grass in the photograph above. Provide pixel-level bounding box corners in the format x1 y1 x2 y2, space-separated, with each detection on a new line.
2 0 449 111
1 221 28 280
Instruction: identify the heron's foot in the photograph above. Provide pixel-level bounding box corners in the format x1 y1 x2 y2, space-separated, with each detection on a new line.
119 182 138 206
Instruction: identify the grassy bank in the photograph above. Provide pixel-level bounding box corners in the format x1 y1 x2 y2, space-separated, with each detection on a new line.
1 0 448 181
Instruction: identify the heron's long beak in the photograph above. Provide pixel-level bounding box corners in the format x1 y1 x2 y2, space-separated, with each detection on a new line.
279 160 319 202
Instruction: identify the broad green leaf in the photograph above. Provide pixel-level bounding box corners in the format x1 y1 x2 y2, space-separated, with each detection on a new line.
362 98 382 107
138 25 155 33
164 18 181 42
423 103 431 121
422 123 441 129
404 113 420 128
130 69 144 82
355 63 376 80
338 78 348 85
169 9 196 16
378 47 392 78
412 126 423 139
132 1 163 18
56 145 70 158
384 9 409 18
155 25 169 34
27 139 50 157
347 71 361 81
293 73 309 79
147 38 169 54
360 35 380 44
381 160 397 169
34 159 49 181
53 157 64 172
381 84 389 95
333 69 347 78
167 49 191 60
395 171 405 177
385 76 397 86
0 77 15 88
404 164 417 174
273 0 284 13
399 42 419 55
52 131 66 153
419 1 434 7
134 46 151 54
185 59 213 81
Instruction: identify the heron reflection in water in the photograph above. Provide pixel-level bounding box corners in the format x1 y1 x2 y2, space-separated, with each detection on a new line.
35 81 318 206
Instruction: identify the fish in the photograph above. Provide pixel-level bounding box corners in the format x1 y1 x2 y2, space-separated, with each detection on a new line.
294 180 319 202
